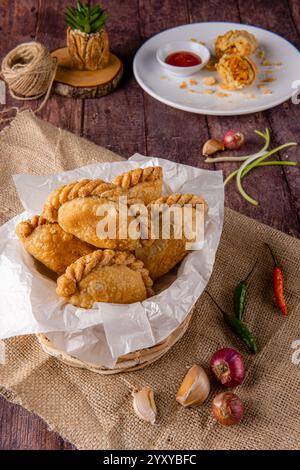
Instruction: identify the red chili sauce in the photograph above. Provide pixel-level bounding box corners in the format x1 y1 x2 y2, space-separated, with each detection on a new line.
165 51 201 67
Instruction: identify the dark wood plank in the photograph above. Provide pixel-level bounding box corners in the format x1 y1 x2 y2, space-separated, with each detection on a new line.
188 0 239 22
0 0 75 450
0 1 38 57
0 396 66 450
1 0 300 452
238 0 300 49
35 0 83 134
289 0 300 37
139 0 211 168
82 0 146 157
237 0 300 235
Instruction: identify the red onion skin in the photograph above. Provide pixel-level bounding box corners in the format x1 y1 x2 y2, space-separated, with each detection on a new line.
223 130 245 150
212 392 244 426
210 348 245 387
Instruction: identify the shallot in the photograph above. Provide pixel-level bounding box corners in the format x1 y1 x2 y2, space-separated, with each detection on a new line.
210 348 245 387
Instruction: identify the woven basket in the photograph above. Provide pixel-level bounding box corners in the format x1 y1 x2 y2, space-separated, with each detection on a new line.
36 310 193 375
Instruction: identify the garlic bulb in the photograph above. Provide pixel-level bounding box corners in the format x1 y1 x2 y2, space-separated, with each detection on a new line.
202 139 225 156
176 364 210 407
132 386 157 424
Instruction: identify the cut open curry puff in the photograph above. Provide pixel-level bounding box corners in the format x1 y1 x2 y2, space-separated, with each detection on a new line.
135 193 208 279
56 249 154 308
216 54 256 90
16 216 95 274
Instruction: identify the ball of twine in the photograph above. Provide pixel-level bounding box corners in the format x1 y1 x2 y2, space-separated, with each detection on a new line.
1 41 57 111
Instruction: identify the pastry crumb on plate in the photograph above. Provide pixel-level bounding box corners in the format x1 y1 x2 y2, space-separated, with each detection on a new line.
203 76 217 86
261 77 276 83
216 91 229 98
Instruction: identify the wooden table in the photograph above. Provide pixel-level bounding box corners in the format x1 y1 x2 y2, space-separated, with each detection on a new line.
0 0 299 450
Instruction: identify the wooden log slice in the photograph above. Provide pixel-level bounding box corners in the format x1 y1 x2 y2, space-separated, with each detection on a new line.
50 47 123 99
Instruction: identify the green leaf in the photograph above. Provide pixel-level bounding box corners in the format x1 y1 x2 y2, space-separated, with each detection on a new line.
90 11 107 27
90 11 102 22
77 1 83 12
65 2 107 33
65 19 79 30
90 19 105 32
66 6 81 24
91 5 101 15
65 13 80 29
65 13 79 25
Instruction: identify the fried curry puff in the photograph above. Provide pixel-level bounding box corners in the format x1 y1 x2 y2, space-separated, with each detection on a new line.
56 249 154 308
16 216 94 274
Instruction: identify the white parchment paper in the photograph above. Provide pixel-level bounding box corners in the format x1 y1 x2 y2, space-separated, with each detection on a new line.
0 155 224 367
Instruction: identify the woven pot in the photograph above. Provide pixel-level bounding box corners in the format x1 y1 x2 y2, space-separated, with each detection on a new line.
67 27 110 71
37 311 193 375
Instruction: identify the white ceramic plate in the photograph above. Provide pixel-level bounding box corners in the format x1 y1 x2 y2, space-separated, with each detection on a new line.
133 22 300 115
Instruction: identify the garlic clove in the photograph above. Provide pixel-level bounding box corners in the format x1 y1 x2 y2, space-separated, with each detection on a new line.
176 364 210 407
132 386 157 424
202 139 225 156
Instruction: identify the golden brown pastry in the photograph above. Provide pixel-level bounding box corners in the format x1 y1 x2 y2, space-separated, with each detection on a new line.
135 193 208 279
216 54 256 90
215 30 258 58
204 55 219 72
16 216 95 274
113 166 163 205
57 194 142 250
56 249 154 308
41 179 142 250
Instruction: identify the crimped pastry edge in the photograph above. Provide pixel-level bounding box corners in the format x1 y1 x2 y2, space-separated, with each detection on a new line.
113 166 163 189
56 249 154 301
42 179 123 222
16 215 51 239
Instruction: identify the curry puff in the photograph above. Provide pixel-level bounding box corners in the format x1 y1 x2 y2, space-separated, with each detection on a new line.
216 54 257 90
135 193 208 279
42 167 162 223
42 179 140 250
15 166 211 310
56 249 154 308
42 179 119 223
113 166 163 205
215 30 258 58
16 216 94 274
41 168 163 250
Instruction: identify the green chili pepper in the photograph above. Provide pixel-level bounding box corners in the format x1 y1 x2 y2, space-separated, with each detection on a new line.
223 313 258 354
234 258 258 320
206 291 258 354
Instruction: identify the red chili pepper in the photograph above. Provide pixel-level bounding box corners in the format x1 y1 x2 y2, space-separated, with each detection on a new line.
265 243 287 316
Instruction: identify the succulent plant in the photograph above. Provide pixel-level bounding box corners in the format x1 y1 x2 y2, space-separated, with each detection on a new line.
65 1 108 34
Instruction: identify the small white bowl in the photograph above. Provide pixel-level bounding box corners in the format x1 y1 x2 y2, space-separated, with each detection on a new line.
156 40 210 77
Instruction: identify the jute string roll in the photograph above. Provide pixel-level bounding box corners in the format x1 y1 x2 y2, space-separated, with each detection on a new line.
1 41 57 113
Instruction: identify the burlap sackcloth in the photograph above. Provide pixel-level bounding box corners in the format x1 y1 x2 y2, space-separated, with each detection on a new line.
0 110 299 450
